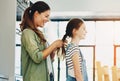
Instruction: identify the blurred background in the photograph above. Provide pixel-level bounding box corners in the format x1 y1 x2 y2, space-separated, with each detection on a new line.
1 0 120 81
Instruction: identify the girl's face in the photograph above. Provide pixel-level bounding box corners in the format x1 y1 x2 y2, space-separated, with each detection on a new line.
34 10 50 27
74 23 87 40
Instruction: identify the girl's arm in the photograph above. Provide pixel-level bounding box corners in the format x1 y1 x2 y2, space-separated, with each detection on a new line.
72 52 84 81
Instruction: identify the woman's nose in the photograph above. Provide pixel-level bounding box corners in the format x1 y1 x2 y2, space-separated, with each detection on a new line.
45 18 49 23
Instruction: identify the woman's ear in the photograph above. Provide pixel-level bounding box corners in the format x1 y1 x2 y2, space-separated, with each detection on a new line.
34 11 40 17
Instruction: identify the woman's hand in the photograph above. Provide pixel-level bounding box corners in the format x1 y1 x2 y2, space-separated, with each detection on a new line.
53 39 63 48
50 50 56 61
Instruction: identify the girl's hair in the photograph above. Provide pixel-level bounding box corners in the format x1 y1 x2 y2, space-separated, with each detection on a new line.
20 1 50 43
60 18 84 59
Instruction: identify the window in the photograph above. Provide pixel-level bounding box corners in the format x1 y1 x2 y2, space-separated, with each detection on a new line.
15 20 120 81
95 21 114 67
116 47 120 68
15 21 22 81
80 46 95 81
44 21 59 44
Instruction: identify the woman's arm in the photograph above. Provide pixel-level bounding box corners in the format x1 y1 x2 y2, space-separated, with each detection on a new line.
42 40 63 59
72 52 84 81
50 51 55 62
22 29 63 63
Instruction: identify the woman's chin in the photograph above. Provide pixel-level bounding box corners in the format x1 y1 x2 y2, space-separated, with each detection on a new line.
39 24 44 27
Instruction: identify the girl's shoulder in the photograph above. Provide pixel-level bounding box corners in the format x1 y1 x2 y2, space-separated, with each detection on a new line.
66 43 79 51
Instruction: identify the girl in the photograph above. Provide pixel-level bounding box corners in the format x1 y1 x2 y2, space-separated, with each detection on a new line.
62 18 88 81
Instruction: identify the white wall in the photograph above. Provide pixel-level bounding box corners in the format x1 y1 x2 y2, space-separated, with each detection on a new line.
30 0 120 19
31 0 120 12
0 0 16 81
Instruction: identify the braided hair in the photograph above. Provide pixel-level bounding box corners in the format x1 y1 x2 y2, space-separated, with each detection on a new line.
60 18 84 59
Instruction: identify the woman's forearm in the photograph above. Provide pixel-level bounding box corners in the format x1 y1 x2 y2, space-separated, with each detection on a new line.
42 43 56 59
42 39 63 59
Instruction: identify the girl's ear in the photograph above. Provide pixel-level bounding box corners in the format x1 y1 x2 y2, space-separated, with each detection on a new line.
72 28 77 36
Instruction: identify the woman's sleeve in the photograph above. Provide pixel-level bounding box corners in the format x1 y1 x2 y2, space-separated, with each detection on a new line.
22 30 44 63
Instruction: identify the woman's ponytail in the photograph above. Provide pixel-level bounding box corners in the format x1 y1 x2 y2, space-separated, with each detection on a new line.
20 6 46 43
20 7 32 31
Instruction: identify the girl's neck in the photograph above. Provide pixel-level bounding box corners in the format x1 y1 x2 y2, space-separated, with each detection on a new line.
71 38 80 45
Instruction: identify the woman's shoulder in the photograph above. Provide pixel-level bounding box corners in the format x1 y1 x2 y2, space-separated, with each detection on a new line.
23 28 34 33
21 29 37 40
22 28 36 35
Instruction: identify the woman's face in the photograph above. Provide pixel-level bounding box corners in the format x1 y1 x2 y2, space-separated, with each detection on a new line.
34 10 50 27
74 23 87 40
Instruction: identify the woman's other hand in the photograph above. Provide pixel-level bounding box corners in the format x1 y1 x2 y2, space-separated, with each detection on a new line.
53 39 63 48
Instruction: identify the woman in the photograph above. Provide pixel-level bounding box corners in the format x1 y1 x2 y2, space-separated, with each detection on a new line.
62 18 88 81
20 1 63 81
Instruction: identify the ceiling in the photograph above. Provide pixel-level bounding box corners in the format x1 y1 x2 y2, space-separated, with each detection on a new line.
17 0 120 21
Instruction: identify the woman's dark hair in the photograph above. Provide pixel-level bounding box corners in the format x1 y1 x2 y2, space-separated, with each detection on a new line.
60 18 84 59
20 1 50 43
